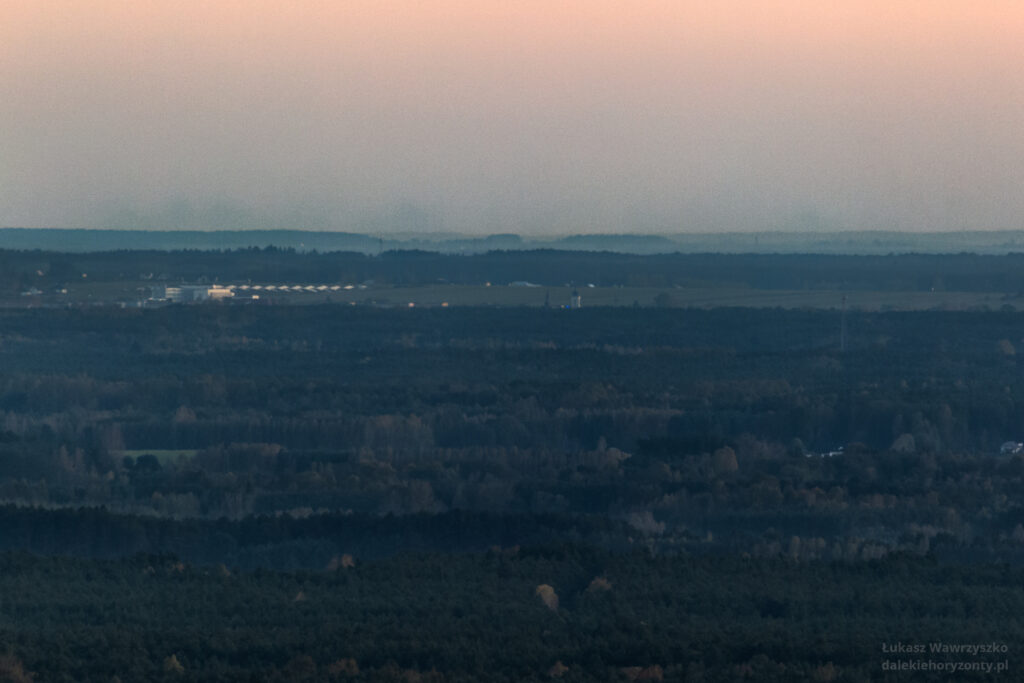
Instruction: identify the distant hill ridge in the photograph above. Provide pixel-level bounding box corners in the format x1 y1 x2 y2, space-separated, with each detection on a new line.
5 228 1024 255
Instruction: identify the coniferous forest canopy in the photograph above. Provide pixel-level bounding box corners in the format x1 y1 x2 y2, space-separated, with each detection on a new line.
2 247 1024 680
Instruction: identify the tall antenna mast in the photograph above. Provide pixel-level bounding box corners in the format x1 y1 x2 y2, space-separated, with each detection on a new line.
840 295 848 353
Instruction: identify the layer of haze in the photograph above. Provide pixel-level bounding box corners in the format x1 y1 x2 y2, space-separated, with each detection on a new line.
2 1 1023 234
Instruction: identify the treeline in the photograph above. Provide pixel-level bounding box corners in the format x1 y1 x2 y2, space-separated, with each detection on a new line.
6 440 1024 565
1 306 1024 561
0 506 627 569
6 248 1024 291
1 305 1022 451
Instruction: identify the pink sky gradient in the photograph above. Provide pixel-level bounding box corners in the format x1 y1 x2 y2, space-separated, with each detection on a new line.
2 1 1023 232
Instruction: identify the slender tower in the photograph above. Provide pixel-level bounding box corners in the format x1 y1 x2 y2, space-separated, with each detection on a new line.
840 295 848 353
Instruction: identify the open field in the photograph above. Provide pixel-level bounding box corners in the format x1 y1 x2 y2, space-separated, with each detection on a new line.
7 282 1024 311
350 284 1022 311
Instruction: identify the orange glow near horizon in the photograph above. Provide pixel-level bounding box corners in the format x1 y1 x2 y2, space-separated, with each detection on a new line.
2 2 1024 232
5 2 1022 91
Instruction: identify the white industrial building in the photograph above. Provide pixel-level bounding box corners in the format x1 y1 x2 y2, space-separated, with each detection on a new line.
151 284 234 303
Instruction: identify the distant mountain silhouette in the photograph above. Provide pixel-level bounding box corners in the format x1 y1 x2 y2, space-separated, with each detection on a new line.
5 228 1024 255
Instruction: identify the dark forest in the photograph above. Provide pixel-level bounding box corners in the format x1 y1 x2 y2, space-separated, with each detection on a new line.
0 249 1021 680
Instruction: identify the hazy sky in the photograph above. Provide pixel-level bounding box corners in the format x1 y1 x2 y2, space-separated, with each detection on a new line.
2 1 1023 234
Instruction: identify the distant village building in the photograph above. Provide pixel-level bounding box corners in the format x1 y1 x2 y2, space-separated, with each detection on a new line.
1000 441 1023 455
154 285 182 301
570 289 582 309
